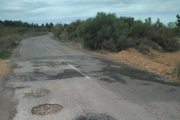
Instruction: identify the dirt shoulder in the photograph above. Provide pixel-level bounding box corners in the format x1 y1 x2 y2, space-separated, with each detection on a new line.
0 47 20 120
0 59 18 120
61 40 180 81
110 48 180 79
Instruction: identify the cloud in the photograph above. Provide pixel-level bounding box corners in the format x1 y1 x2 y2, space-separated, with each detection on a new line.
0 0 179 25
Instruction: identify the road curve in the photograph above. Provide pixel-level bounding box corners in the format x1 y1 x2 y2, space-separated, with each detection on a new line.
6 33 180 120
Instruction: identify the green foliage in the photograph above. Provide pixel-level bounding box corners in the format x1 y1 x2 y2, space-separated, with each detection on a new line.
175 14 180 28
52 23 64 38
116 20 129 38
101 39 117 52
164 38 180 52
78 12 118 50
66 19 81 40
52 12 180 53
155 18 164 28
151 37 179 52
118 17 134 29
116 38 150 53
0 50 11 59
136 43 150 54
130 20 155 39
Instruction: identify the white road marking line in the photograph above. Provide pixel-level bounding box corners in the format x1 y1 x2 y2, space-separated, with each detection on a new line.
46 47 50 51
68 63 90 79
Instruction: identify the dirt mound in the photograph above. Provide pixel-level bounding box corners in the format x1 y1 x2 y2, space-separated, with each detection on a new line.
109 48 180 79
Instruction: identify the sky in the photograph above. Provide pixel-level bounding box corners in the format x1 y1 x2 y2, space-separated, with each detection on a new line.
0 0 179 25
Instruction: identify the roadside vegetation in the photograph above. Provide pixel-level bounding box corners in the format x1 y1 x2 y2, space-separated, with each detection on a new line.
52 12 180 80
0 20 54 59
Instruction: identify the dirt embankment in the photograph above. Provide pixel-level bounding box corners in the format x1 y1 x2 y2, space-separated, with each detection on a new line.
110 48 180 80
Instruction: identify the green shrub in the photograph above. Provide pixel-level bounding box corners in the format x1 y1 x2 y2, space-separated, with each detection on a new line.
151 37 179 52
136 43 150 54
130 21 155 39
164 38 180 52
0 50 11 59
101 39 117 52
78 12 119 50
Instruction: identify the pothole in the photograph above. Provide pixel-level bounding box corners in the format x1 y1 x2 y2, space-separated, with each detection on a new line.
32 104 63 115
73 113 116 120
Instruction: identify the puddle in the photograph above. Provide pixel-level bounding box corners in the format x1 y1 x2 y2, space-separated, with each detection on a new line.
32 104 62 115
73 113 116 120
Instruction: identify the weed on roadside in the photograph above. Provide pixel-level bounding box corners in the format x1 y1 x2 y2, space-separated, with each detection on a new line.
0 50 11 59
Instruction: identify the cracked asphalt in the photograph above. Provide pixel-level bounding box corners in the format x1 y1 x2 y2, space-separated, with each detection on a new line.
5 33 180 120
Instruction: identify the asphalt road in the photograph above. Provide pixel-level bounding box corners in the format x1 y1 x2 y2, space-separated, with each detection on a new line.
6 33 180 120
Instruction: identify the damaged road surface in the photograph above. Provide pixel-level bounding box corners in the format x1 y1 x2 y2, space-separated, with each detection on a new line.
4 33 180 120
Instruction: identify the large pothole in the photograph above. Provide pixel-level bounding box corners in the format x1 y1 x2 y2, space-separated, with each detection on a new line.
31 104 63 115
73 113 116 120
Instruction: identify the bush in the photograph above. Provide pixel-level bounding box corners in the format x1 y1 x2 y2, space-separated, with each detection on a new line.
151 37 179 52
101 39 117 52
130 21 155 39
0 50 11 59
148 41 161 51
78 12 119 50
165 38 180 52
116 38 150 53
136 43 150 54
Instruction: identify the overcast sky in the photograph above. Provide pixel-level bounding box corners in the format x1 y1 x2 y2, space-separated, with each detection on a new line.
0 0 179 25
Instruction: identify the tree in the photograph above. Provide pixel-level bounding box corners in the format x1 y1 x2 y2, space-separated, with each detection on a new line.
45 23 50 28
145 17 152 25
155 18 164 28
42 23 44 27
118 17 134 29
167 22 176 28
51 23 64 37
175 14 180 28
49 22 54 28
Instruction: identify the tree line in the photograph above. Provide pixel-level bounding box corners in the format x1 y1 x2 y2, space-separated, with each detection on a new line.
52 12 180 53
0 20 54 29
